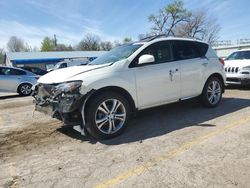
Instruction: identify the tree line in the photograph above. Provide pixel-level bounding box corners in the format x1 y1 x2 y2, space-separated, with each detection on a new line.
0 0 220 64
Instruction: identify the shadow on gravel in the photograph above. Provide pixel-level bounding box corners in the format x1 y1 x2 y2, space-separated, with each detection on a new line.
0 94 27 100
57 126 97 144
226 85 250 90
59 97 250 145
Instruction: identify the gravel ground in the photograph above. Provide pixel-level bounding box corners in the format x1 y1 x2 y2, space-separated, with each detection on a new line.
0 86 250 188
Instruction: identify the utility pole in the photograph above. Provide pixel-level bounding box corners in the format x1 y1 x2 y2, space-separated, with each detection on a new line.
54 34 57 50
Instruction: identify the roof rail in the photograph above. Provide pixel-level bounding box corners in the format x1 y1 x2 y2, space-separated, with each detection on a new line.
139 34 168 42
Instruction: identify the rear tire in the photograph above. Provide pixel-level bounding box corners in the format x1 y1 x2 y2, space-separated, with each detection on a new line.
18 83 32 96
201 77 222 107
85 92 131 139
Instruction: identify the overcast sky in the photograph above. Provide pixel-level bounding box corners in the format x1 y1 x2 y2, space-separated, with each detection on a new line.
0 0 249 50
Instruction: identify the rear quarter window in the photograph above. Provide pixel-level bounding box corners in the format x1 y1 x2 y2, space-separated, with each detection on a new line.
195 42 209 57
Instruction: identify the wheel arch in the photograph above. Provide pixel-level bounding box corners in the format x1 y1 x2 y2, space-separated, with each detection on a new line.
85 86 137 116
205 73 225 93
202 73 225 93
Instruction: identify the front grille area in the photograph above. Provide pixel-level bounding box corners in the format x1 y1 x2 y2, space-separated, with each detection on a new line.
225 67 239 73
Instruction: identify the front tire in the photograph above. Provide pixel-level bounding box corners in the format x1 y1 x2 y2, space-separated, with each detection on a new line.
85 92 131 139
201 77 223 107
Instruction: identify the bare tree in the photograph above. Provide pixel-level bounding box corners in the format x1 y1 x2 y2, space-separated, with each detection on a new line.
202 18 221 44
123 37 132 44
7 36 29 52
175 11 206 38
148 0 191 36
138 33 156 40
78 34 101 51
175 10 221 44
100 41 113 51
56 44 74 51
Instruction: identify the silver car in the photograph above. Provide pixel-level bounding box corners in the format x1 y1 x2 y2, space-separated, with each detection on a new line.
0 66 38 96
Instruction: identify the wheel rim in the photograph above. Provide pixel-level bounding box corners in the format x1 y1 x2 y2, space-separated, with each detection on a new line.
207 80 221 105
95 99 126 135
20 85 31 95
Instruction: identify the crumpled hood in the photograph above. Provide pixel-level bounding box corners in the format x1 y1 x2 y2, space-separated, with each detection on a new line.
224 60 250 68
38 64 110 84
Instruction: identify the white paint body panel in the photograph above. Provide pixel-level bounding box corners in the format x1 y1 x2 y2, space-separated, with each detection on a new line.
37 38 225 110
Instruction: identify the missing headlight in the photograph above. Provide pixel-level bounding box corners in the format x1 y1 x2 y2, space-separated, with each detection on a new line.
53 81 82 96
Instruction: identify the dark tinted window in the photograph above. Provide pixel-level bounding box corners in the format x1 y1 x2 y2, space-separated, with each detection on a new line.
226 51 250 60
173 40 200 60
0 68 3 75
24 67 47 75
0 68 26 75
60 63 67 68
132 41 173 66
195 42 208 56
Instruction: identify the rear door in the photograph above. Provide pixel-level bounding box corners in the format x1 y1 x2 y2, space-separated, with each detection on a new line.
173 40 209 98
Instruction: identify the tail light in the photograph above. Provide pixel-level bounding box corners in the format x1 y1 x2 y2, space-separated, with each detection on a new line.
219 58 224 66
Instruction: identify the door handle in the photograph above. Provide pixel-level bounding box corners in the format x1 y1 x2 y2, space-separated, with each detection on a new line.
169 69 179 74
169 69 179 81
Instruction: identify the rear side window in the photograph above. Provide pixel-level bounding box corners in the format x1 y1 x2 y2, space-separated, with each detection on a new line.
10 68 26 75
195 42 209 57
173 40 201 61
60 63 67 68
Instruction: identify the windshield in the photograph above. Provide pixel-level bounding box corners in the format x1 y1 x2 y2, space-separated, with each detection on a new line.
226 51 250 60
89 44 142 65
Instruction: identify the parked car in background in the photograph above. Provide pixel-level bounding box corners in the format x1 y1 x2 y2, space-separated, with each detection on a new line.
0 66 39 96
21 66 48 76
51 59 89 71
33 36 225 139
224 49 250 85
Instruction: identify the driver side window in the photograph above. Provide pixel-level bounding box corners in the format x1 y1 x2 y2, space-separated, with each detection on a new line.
132 41 173 67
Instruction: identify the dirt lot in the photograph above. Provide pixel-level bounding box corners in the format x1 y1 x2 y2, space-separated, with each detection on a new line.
0 87 250 188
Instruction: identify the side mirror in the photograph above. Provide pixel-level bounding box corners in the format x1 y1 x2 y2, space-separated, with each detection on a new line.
138 54 155 65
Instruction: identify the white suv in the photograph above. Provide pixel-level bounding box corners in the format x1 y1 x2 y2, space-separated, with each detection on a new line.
224 49 250 85
33 36 225 139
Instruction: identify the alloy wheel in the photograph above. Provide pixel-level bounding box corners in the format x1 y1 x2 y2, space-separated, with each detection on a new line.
95 99 126 134
20 84 32 95
207 80 221 105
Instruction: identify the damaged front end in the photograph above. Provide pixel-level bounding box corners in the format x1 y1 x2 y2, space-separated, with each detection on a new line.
32 81 87 126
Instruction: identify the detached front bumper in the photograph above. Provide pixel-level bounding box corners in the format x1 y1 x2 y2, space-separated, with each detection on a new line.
33 83 85 125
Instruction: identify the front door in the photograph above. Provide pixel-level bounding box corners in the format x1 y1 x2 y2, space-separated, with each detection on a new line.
132 41 181 109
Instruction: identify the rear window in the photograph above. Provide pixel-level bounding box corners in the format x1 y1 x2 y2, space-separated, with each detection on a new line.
226 51 250 60
173 40 201 61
